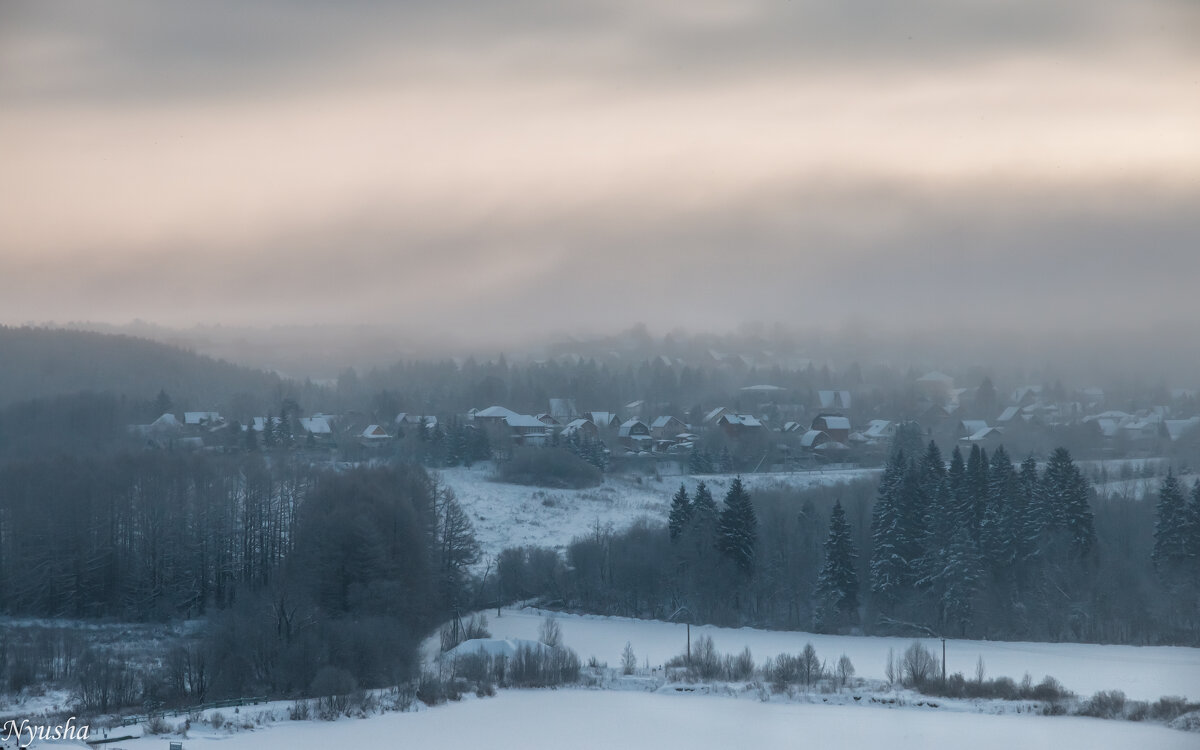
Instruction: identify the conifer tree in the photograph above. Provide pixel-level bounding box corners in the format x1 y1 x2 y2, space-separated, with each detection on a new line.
981 446 1020 575
965 444 989 542
1188 481 1200 562
947 446 970 532
815 500 860 622
870 451 907 609
718 477 757 575
668 484 693 542
938 525 982 635
1153 470 1188 571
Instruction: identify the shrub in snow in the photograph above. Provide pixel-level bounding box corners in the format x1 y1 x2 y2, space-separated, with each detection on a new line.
622 642 637 675
1080 690 1126 719
901 642 938 688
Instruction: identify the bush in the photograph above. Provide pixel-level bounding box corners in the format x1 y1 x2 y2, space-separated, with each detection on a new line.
288 700 312 721
725 647 755 682
1031 676 1071 702
497 448 602 489
144 715 172 735
901 642 938 688
1080 690 1126 719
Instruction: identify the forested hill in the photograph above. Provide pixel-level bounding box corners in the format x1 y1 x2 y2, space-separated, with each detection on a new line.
0 326 288 408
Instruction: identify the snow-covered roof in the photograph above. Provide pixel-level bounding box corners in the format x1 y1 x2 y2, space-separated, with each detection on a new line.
151 412 181 427
801 429 829 448
505 414 546 429
651 416 681 429
719 414 762 428
703 407 729 423
587 411 618 427
184 411 221 425
299 417 332 434
996 406 1019 423
1086 410 1133 421
962 427 1001 442
475 405 520 419
960 420 990 435
864 419 893 438
1164 417 1200 441
741 384 785 392
361 424 389 438
816 415 850 430
782 421 803 433
618 419 649 437
561 419 596 437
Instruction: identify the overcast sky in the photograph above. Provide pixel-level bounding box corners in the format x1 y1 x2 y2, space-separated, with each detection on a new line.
2 0 1198 348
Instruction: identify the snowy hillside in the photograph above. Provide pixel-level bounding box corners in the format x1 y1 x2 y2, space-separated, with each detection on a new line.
436 465 878 563
470 607 1200 702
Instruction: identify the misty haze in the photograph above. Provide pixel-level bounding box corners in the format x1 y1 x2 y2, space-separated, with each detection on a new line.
1 1 1199 749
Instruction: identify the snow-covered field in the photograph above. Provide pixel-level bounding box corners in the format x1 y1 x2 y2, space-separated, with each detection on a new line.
467 607 1200 702
436 465 878 563
118 690 1196 750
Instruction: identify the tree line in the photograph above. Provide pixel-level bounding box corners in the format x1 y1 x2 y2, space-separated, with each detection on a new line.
0 455 483 706
499 444 1199 645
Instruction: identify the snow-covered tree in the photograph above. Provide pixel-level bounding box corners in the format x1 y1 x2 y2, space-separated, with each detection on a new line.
815 500 860 624
1153 470 1189 571
870 451 907 609
668 483 692 542
717 477 757 575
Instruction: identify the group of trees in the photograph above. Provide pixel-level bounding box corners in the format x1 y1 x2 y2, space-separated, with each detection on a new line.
865 443 1097 637
0 452 483 706
501 441 1197 645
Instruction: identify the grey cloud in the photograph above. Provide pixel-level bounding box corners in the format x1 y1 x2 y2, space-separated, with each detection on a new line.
4 0 1197 102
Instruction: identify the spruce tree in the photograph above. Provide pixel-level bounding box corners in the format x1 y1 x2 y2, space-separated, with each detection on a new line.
1041 447 1095 557
668 484 693 542
1188 481 1200 562
1017 455 1043 563
981 446 1020 575
1153 470 1188 571
947 446 970 532
965 444 990 542
815 500 860 622
870 451 907 609
938 525 982 635
718 477 757 575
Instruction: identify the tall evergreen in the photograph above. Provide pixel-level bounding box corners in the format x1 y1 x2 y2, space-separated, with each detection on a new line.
1188 481 1200 562
717 477 757 575
918 440 946 499
965 444 989 542
947 446 970 532
692 481 717 527
815 500 860 623
1041 447 1095 557
981 446 1020 575
1152 470 1188 571
894 460 928 588
870 451 907 609
668 484 693 542
938 525 982 635
1017 455 1043 563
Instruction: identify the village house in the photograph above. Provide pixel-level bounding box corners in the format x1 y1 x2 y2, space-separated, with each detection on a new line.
810 414 850 444
650 415 687 441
